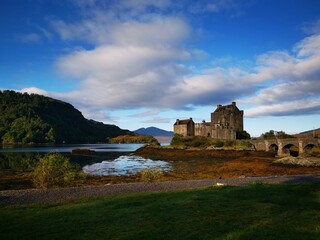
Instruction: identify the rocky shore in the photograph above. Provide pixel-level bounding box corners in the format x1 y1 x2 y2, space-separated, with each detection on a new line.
134 145 276 161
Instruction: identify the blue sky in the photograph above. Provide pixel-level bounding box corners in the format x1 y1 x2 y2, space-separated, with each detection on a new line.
1 0 320 136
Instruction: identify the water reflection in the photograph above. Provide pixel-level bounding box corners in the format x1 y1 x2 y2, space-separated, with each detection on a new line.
0 144 143 153
83 155 171 176
0 144 171 176
0 152 39 172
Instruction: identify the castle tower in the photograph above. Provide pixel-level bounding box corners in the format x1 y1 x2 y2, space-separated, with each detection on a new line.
211 102 243 140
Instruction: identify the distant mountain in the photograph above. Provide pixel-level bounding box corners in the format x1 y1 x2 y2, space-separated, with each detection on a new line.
134 127 173 137
0 90 133 144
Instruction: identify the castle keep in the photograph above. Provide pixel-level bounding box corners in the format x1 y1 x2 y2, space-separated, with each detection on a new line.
174 102 244 140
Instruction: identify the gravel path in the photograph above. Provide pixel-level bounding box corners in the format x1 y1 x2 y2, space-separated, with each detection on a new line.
1 174 320 206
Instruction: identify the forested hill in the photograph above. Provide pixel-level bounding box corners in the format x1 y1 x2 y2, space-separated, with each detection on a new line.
0 90 133 144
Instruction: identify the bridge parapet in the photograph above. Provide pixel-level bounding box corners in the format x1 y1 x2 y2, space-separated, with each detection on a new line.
250 138 320 156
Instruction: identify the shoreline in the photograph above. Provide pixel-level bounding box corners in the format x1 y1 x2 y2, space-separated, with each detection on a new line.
2 146 320 191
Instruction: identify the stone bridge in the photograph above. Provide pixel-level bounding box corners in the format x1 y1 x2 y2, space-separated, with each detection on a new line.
250 138 320 157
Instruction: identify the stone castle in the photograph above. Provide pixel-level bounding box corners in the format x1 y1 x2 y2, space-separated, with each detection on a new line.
174 102 244 140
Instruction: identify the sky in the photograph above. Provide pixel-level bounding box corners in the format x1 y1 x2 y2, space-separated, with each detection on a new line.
1 0 320 137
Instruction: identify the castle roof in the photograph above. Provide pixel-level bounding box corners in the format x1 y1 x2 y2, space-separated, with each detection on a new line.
214 102 241 113
174 118 194 125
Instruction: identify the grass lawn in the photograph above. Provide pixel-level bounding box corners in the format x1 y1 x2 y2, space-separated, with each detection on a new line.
0 183 320 240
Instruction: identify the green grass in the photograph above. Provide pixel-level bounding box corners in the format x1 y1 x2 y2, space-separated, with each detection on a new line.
1 183 320 240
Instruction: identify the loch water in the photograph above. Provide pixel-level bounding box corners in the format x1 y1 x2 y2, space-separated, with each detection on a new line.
0 144 171 176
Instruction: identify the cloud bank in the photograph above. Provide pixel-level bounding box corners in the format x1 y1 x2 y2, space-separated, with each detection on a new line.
21 1 320 122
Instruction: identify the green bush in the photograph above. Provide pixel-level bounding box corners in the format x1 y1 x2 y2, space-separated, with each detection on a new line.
140 167 164 182
211 140 224 148
224 140 235 147
32 152 82 189
190 140 204 148
235 140 254 149
236 130 251 139
170 134 185 146
170 135 253 149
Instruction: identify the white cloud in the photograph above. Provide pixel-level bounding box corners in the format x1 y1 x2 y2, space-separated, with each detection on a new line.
294 34 320 57
301 18 320 35
246 99 320 117
52 6 194 111
142 117 173 124
110 17 190 46
242 34 320 116
53 33 320 118
128 110 160 118
51 14 191 46
19 87 49 96
57 45 190 80
40 2 320 121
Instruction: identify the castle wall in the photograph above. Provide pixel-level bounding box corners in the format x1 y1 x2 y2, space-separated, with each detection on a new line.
174 122 194 137
187 122 194 136
174 125 188 137
194 122 211 137
212 128 236 140
233 110 244 131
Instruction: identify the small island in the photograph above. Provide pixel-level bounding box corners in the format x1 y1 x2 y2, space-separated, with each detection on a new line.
109 134 160 145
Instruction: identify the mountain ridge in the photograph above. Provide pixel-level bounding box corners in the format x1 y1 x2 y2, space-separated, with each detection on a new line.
134 127 173 137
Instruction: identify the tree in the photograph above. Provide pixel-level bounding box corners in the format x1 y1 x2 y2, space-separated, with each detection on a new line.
260 130 294 139
236 130 251 139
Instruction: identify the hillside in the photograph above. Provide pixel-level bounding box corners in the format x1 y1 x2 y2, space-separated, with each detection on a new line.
0 90 132 144
294 128 320 138
134 127 173 137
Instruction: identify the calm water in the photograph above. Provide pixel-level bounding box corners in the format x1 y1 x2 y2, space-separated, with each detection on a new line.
0 143 142 153
0 144 171 176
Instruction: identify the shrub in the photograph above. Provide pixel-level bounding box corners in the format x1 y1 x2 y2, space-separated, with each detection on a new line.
109 134 160 145
140 167 164 182
170 134 185 146
235 140 254 149
224 140 235 147
211 140 224 148
190 140 204 148
32 152 82 189
189 136 209 148
236 130 251 139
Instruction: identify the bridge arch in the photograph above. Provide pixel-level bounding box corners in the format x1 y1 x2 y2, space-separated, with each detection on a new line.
303 143 320 157
282 143 299 157
268 143 278 153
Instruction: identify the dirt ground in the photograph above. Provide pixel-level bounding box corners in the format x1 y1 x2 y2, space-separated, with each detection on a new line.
135 146 320 180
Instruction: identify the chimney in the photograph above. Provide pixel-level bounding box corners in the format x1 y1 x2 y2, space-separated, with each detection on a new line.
232 102 236 106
